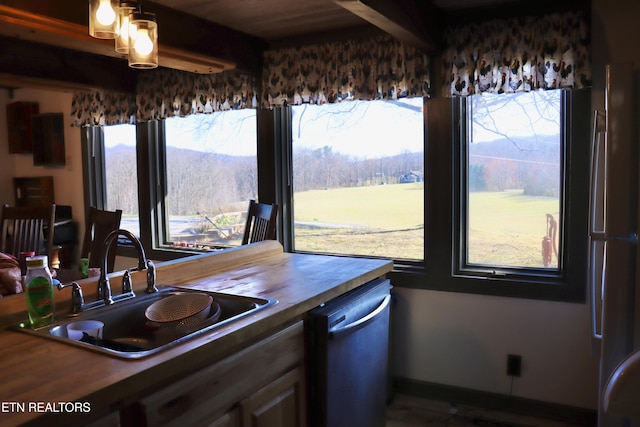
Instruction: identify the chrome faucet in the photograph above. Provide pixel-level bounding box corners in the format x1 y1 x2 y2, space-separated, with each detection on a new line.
57 229 158 314
97 229 157 305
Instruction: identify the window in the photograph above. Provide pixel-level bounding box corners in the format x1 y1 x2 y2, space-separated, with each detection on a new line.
436 88 590 301
161 110 258 250
103 124 139 237
462 90 562 272
290 98 424 261
84 90 588 302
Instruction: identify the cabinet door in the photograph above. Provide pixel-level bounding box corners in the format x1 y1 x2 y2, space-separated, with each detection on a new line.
239 367 306 427
32 113 65 165
208 408 240 427
6 101 39 153
137 321 304 427
84 410 121 427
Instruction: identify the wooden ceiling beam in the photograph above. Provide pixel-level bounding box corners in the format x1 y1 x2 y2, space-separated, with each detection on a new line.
0 1 267 75
0 35 137 93
333 0 443 54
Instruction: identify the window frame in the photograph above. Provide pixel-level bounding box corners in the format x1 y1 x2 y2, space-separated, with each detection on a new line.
141 119 197 261
81 126 107 212
455 91 567 280
390 90 589 302
286 98 426 262
150 114 262 257
84 89 589 302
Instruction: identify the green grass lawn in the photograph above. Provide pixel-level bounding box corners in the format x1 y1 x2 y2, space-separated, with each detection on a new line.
293 184 559 267
293 183 424 260
468 190 560 267
294 183 424 229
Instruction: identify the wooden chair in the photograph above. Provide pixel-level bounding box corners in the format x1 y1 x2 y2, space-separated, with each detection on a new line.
242 200 278 245
0 204 56 267
81 207 123 273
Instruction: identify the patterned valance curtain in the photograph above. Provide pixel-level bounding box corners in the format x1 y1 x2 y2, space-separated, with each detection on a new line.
262 34 431 107
70 90 137 126
70 69 258 126
135 69 258 120
442 10 591 97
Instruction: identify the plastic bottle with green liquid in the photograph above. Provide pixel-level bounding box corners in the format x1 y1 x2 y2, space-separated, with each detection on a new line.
25 255 55 328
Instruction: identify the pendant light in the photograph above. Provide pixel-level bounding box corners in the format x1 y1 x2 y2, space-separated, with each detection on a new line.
89 0 158 69
115 1 137 54
128 10 158 69
89 0 118 39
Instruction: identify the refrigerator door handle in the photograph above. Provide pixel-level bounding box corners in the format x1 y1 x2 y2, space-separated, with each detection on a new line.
590 109 606 234
588 109 607 354
589 238 605 341
329 294 391 339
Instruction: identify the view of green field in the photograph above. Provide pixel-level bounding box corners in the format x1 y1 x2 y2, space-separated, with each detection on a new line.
292 185 559 267
468 190 560 268
293 183 424 260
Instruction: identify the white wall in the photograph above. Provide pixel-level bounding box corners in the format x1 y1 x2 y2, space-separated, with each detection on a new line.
392 288 599 408
1 88 86 267
390 0 640 411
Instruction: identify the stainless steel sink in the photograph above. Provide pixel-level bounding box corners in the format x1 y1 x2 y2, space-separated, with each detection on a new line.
13 287 277 359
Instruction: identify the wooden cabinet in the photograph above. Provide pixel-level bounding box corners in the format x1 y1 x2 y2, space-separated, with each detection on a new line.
6 101 39 153
239 367 306 427
31 113 65 165
13 176 54 207
209 409 240 427
84 411 121 427
131 321 307 427
6 104 66 165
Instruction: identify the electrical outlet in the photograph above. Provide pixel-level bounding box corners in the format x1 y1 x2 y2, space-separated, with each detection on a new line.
507 354 522 377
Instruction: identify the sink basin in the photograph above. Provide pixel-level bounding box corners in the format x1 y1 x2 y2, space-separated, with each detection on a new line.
13 287 277 359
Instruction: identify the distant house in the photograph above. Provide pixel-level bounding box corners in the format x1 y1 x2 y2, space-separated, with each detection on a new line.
400 171 424 183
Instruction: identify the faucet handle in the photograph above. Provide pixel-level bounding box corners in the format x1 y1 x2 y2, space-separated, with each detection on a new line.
57 282 84 315
122 269 133 294
146 259 158 293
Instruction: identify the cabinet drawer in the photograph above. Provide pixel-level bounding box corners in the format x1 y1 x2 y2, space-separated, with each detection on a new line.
137 321 304 427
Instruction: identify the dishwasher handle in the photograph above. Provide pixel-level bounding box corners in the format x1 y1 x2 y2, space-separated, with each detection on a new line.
329 294 391 339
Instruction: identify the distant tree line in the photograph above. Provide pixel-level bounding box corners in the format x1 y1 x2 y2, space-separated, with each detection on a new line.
468 137 560 197
105 146 138 215
105 145 423 217
293 146 423 191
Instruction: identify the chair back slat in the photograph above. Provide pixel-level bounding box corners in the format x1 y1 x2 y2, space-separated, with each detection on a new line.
13 218 44 254
242 200 278 245
1 204 56 267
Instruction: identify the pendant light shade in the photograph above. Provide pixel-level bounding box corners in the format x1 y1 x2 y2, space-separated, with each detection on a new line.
115 1 137 54
88 0 159 69
128 11 158 69
89 0 118 39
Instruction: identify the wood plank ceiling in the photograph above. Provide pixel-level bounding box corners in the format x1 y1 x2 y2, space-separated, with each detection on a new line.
150 0 521 42
152 0 370 41
0 0 556 92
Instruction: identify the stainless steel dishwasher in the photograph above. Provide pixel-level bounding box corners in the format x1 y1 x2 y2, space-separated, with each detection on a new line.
307 278 392 427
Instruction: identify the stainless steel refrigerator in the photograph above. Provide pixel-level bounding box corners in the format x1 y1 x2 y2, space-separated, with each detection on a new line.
589 63 640 426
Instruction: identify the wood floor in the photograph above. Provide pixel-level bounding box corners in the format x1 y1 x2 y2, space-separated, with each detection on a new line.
386 394 586 427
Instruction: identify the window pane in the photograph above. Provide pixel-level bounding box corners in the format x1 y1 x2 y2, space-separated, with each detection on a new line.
164 111 257 249
291 99 424 260
104 124 139 237
466 91 562 269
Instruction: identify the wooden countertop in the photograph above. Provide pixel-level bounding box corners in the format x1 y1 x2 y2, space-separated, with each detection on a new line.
0 241 392 426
